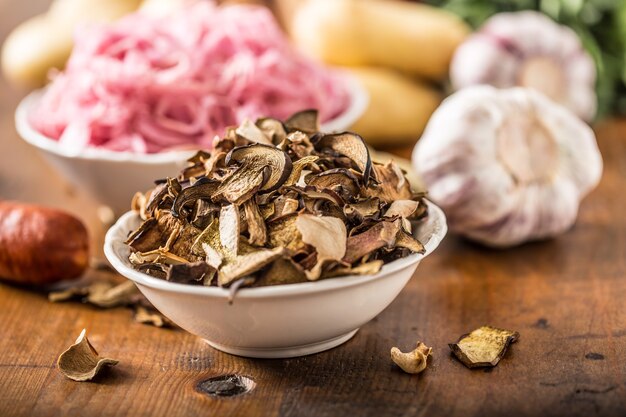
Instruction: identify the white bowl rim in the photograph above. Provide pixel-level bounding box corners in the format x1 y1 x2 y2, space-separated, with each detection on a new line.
104 200 447 299
14 74 368 164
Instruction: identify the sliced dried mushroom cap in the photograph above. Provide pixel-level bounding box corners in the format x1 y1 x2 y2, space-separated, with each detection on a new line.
384 199 421 233
391 342 432 374
267 214 309 253
190 199 218 229
306 169 361 200
284 109 319 133
235 119 273 145
219 204 240 257
256 117 287 144
87 281 139 308
57 329 118 382
285 155 319 186
314 132 372 185
395 230 425 254
344 198 381 222
218 247 285 286
449 326 520 368
145 183 169 215
134 305 172 328
295 214 347 280
225 144 293 193
255 256 307 286
323 260 384 278
125 218 160 252
364 161 413 203
171 177 220 217
243 199 267 246
216 165 267 205
343 219 402 264
166 261 213 284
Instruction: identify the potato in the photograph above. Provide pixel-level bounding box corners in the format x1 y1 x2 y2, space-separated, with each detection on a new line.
1 16 70 88
348 67 441 147
1 0 142 88
288 0 470 80
0 202 89 285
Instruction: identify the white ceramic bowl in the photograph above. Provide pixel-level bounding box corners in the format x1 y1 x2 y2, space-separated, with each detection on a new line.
104 201 447 358
15 77 368 214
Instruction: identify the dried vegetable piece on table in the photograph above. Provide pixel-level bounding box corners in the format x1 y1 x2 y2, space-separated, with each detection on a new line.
126 110 428 293
449 326 520 368
391 341 432 374
57 329 118 382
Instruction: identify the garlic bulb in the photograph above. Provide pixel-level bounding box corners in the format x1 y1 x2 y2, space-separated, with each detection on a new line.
412 86 603 247
450 11 597 122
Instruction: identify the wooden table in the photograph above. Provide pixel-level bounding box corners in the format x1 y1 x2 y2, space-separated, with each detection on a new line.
2 3 626 417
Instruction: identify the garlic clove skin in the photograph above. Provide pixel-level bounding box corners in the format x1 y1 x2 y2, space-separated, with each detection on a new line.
450 11 597 122
413 86 602 248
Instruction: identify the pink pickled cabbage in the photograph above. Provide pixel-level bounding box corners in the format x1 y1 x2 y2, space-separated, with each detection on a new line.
30 2 350 153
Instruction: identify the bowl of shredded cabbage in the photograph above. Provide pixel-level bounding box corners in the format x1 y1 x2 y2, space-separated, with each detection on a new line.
16 2 367 214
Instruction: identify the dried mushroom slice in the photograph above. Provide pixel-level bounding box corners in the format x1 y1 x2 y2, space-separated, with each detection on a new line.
166 261 213 284
255 257 307 286
235 119 273 145
343 219 402 263
344 198 381 222
171 177 220 218
218 247 285 286
216 165 267 205
284 109 319 133
134 305 172 328
267 214 309 253
391 342 432 374
285 155 319 186
87 281 139 308
219 204 240 257
306 169 361 201
364 161 413 203
243 199 267 246
395 230 425 254
225 144 293 193
57 329 118 382
323 260 384 278
295 214 347 280
314 132 372 184
449 326 520 368
256 117 287 144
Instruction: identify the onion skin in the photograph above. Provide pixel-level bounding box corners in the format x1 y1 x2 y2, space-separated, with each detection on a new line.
0 202 89 285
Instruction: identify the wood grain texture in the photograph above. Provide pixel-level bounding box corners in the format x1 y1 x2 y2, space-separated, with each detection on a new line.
1 2 626 417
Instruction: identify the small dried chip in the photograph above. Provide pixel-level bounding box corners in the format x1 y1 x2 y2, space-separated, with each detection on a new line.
87 281 139 308
391 342 432 374
57 329 118 381
134 305 172 328
449 326 520 368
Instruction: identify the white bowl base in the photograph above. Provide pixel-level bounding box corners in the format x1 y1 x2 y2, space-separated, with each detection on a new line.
204 329 359 359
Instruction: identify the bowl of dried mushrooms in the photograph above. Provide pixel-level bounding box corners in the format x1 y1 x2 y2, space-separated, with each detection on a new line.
104 111 447 358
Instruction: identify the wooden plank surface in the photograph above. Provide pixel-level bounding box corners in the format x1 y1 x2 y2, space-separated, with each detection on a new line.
1 2 626 417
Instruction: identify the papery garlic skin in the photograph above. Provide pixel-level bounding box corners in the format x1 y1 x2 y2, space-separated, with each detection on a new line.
450 11 597 122
413 86 602 247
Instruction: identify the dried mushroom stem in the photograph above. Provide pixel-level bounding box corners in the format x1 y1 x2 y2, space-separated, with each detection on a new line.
391 342 432 374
